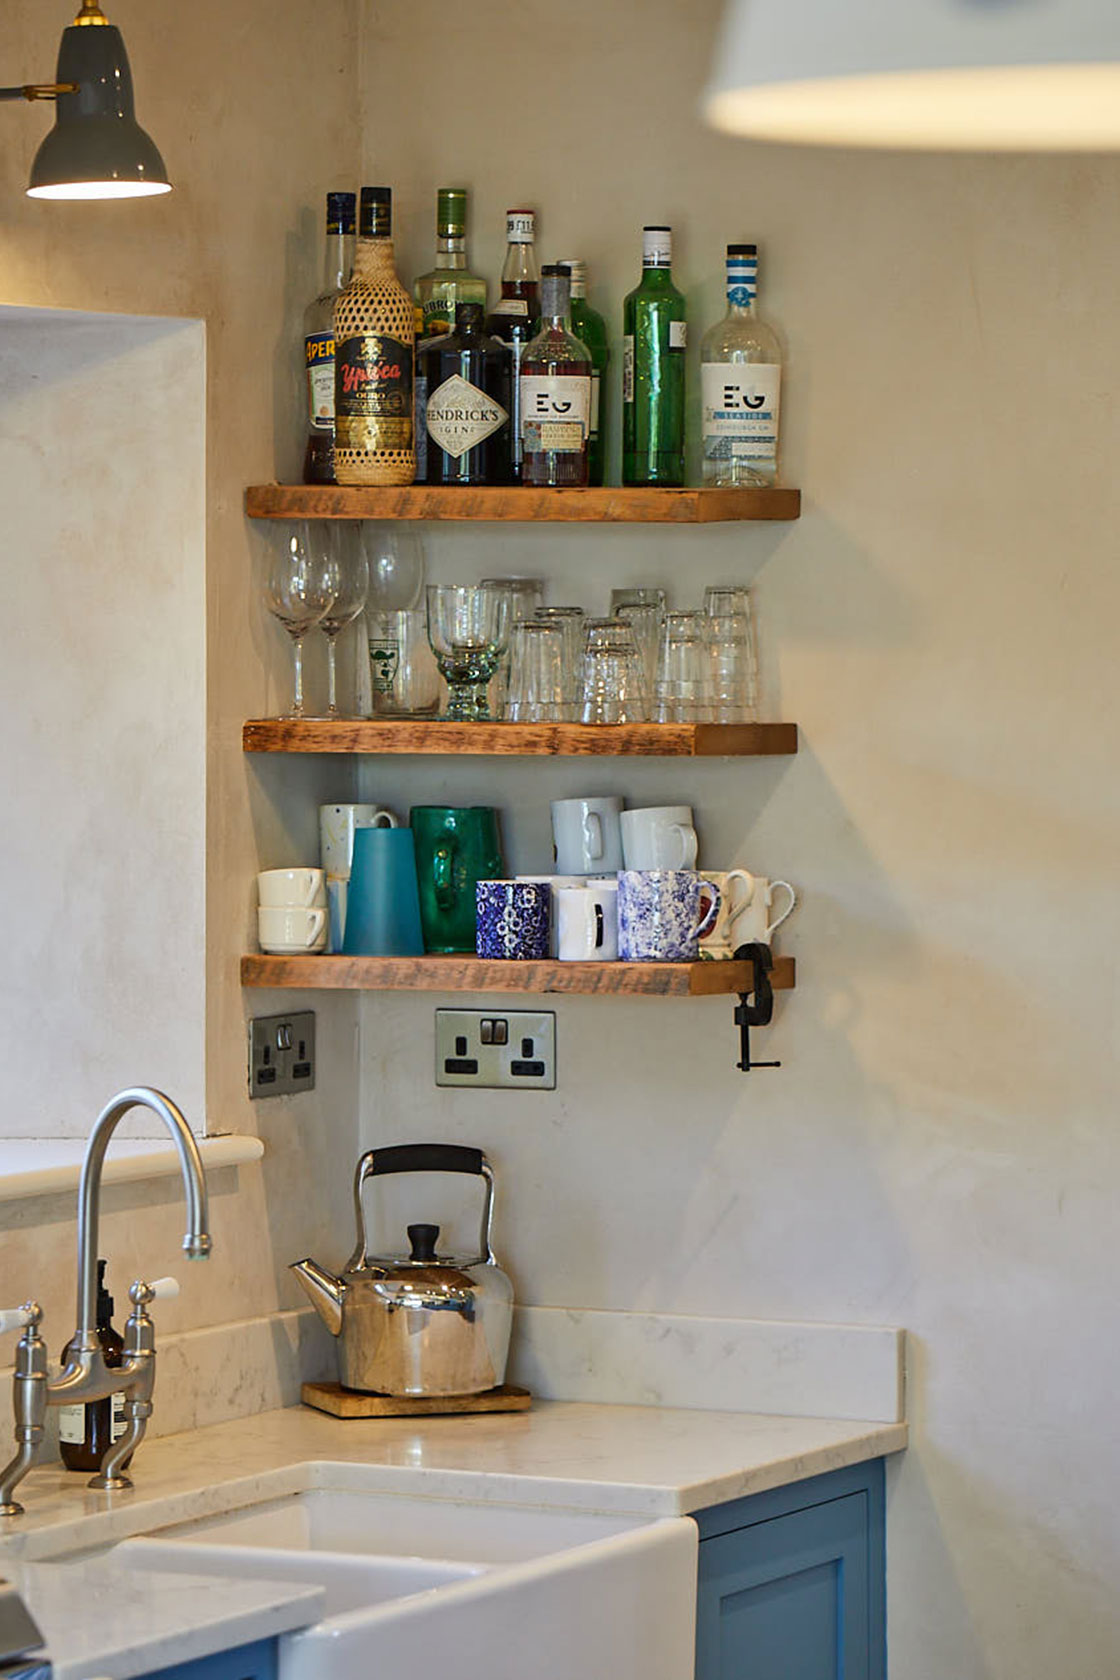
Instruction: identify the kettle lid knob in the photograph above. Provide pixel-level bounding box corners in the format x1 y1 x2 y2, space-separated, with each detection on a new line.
408 1223 440 1262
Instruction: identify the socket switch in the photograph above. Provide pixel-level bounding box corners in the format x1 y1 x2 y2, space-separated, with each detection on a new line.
249 1010 316 1097
435 1009 556 1090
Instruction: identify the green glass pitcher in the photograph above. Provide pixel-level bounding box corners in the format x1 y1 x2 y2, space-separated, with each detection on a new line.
410 806 505 954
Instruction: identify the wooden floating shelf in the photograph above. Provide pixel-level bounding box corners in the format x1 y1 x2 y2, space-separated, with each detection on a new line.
240 953 795 997
244 484 801 525
243 719 798 758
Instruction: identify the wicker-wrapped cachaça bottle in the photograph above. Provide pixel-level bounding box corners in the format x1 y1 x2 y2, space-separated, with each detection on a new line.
333 186 416 486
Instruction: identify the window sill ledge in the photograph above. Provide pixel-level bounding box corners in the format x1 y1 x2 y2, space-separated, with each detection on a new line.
0 1135 264 1203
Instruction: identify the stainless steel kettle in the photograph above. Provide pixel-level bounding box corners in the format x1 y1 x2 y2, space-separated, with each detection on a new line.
291 1143 513 1397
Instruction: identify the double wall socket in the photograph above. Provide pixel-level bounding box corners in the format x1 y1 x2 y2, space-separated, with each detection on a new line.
435 1009 556 1090
249 1011 316 1097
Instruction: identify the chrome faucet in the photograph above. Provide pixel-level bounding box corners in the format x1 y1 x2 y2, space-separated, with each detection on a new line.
0 1087 211 1517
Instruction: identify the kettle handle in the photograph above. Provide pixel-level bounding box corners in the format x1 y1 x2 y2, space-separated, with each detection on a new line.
348 1144 497 1270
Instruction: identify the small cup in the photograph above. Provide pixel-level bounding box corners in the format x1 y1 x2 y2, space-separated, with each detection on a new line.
556 881 619 961
620 805 698 871
258 905 328 954
476 881 551 960
257 867 327 909
730 878 797 947
617 870 721 963
365 608 441 717
697 870 758 959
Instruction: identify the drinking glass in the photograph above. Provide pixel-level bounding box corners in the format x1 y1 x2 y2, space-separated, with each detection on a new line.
705 612 757 721
580 626 649 724
655 610 713 723
615 602 663 700
504 619 569 721
535 606 586 713
365 607 441 716
426 583 512 721
482 576 546 714
360 523 425 610
262 522 339 718
610 585 667 616
315 523 368 718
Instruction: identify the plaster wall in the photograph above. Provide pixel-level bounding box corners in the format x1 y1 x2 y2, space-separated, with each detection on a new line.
354 4 1120 1677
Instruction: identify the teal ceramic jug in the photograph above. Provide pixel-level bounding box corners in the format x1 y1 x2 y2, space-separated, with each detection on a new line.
410 806 504 953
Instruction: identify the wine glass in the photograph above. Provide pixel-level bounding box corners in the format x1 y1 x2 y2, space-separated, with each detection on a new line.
315 523 368 718
262 522 338 718
425 583 512 721
360 522 425 611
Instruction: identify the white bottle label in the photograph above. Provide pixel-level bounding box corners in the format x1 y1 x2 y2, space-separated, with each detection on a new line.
590 370 601 438
701 362 781 462
425 374 508 459
59 1403 84 1445
669 320 687 351
112 1391 128 1441
519 374 591 453
622 336 635 404
305 332 335 431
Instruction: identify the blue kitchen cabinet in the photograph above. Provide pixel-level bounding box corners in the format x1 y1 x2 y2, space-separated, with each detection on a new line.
694 1459 886 1680
137 1637 277 1680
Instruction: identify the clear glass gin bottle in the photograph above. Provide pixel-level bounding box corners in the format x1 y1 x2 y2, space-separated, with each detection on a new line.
302 189 355 484
412 187 487 341
622 225 686 487
519 265 592 488
700 243 783 487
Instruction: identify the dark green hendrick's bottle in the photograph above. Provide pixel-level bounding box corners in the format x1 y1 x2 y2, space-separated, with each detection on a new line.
559 259 608 486
622 225 686 487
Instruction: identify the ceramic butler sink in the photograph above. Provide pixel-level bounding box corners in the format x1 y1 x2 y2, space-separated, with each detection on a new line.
121 1464 699 1680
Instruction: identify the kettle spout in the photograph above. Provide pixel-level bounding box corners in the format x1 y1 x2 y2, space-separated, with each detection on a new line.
290 1258 344 1337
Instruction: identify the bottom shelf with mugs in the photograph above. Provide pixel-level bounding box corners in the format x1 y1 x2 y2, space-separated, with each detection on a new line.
239 952 794 997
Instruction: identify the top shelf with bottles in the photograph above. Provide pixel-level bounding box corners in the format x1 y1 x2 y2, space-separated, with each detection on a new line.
244 484 800 525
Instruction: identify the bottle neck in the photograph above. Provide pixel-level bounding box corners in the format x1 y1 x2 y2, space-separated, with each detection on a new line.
323 228 355 294
726 253 758 316
501 239 538 293
352 236 399 283
435 234 467 272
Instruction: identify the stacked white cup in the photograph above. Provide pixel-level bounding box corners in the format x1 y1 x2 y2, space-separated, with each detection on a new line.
257 868 328 954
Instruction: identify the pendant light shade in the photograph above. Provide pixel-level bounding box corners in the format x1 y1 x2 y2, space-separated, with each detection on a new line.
704 0 1120 151
27 12 170 198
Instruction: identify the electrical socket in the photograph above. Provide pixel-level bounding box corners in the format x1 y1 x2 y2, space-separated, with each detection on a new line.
249 1010 316 1098
435 1009 556 1090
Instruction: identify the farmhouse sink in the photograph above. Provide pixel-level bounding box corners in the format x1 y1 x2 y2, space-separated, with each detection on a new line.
116 1464 699 1680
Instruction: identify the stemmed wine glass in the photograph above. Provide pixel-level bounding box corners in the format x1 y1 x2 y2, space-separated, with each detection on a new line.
425 583 512 721
314 523 368 718
262 522 339 718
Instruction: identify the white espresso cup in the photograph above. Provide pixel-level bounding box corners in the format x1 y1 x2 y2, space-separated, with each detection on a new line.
620 805 698 871
320 803 400 950
257 867 327 909
550 796 624 875
730 878 797 946
698 870 758 959
258 905 328 953
556 880 620 961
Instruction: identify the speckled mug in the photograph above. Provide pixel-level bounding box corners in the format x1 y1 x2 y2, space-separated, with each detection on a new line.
476 881 551 961
617 870 721 962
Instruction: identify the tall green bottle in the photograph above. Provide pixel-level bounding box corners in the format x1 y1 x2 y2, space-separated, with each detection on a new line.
622 225 686 486
559 258 608 486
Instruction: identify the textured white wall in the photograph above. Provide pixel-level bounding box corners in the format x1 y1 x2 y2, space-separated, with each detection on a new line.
354 3 1120 1677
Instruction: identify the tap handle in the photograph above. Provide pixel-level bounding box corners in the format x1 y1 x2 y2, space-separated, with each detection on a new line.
128 1276 179 1309
0 1303 41 1336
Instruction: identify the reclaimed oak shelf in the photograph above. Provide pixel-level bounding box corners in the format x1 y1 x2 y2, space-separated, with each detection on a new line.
240 953 795 997
244 484 801 524
242 718 797 757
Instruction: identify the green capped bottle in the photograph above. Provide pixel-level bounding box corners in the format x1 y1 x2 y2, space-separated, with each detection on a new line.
622 225 686 487
412 187 487 341
559 259 608 486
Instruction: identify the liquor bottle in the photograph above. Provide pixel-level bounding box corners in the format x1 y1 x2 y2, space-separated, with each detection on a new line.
416 301 512 485
559 258 608 486
486 210 539 482
622 225 686 487
701 243 783 487
413 187 488 341
59 1260 131 1474
302 190 356 484
334 186 416 487
519 264 592 488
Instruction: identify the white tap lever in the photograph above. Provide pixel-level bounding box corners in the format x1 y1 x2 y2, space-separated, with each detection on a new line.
0 1306 34 1336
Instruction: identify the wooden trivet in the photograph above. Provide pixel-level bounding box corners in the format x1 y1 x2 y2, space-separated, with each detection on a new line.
301 1380 532 1419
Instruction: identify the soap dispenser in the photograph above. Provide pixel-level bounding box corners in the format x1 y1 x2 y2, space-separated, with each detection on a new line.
59 1258 132 1473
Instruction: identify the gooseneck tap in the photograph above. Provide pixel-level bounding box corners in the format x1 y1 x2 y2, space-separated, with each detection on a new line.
0 1087 211 1517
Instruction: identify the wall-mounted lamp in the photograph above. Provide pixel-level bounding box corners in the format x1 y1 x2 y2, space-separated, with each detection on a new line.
1 0 170 199
704 0 1120 151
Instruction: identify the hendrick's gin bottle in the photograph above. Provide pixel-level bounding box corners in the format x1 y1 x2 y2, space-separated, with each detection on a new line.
416 302 512 485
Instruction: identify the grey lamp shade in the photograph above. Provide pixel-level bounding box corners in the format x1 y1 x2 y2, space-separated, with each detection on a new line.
704 0 1120 150
28 20 170 198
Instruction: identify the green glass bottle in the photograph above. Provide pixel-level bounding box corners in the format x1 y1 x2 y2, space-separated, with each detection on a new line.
412 187 487 341
622 225 686 487
559 258 608 486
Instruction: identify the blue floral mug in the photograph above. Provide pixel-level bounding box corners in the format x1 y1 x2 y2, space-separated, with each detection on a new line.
476 880 551 961
617 870 722 962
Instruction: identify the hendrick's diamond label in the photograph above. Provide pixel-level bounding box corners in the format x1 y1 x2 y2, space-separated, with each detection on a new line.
425 374 508 459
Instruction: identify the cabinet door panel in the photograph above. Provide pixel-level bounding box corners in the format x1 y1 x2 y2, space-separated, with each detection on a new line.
697 1492 869 1680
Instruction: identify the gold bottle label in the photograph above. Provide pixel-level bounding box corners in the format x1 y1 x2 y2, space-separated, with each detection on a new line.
335 334 413 452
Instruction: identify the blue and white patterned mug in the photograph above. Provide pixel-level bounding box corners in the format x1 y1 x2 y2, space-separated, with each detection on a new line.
476 880 551 961
617 870 722 962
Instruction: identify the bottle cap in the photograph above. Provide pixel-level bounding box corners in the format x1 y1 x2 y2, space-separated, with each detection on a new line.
326 191 356 235
540 267 571 318
726 244 759 306
359 185 392 238
437 187 467 238
558 258 586 298
506 209 535 243
642 226 672 266
455 301 485 330
726 243 757 256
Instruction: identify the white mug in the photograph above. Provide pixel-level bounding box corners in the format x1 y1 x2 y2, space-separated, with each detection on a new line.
731 878 796 946
258 905 328 953
516 874 595 956
257 867 327 909
556 881 620 961
698 870 758 959
550 796 624 875
620 805 698 871
319 803 400 950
